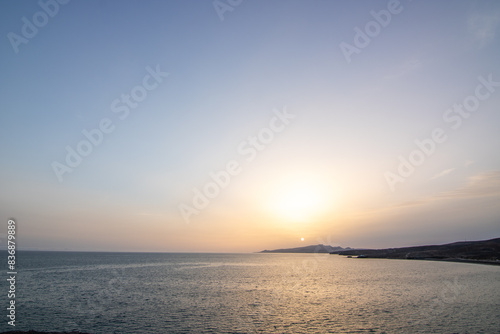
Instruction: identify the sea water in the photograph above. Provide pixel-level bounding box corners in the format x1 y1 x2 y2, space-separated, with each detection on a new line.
1 251 499 333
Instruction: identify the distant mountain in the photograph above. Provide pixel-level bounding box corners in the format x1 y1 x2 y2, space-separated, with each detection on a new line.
337 237 500 265
260 244 351 253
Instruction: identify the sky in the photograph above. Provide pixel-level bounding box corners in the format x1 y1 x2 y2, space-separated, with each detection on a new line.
1 0 499 252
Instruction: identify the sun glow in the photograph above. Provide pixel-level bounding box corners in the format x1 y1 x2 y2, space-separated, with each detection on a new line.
266 177 337 223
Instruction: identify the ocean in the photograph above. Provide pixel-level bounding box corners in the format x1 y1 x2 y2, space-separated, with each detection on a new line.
1 251 499 333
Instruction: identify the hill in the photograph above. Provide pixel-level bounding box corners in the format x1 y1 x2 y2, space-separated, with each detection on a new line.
337 237 500 265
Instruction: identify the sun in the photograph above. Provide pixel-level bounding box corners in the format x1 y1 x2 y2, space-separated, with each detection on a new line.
266 178 335 223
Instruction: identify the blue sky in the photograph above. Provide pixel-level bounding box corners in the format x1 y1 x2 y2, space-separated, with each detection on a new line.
1 0 500 252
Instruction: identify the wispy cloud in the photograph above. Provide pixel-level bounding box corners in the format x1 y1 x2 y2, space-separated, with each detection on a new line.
379 171 500 212
384 59 421 80
468 12 500 47
436 170 500 200
393 200 427 209
430 168 455 180
465 160 475 167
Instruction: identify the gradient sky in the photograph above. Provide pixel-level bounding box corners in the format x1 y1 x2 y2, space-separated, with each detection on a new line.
1 0 499 252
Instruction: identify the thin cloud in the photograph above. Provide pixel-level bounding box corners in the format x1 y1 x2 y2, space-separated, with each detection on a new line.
393 200 427 209
343 171 500 231
468 12 500 47
465 160 475 167
384 59 422 80
436 170 500 200
380 171 500 213
430 168 456 180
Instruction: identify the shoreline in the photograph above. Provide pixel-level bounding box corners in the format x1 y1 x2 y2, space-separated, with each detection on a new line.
341 255 500 266
411 257 500 266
